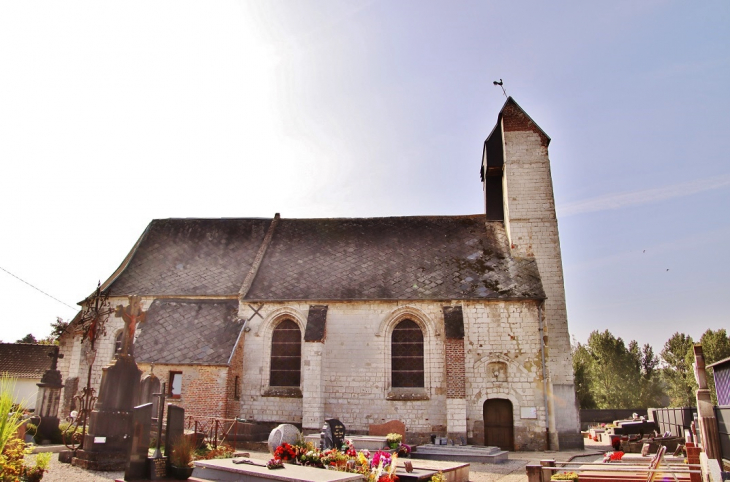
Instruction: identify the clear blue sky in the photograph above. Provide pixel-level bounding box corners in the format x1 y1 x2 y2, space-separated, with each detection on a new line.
0 1 728 353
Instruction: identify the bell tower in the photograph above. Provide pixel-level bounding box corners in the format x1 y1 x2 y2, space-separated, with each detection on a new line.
482 97 583 449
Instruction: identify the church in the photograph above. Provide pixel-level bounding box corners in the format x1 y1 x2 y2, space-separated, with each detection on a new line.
57 97 583 451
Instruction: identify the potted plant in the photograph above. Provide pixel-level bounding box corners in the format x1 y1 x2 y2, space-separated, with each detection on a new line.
169 435 196 480
22 452 51 482
385 433 402 450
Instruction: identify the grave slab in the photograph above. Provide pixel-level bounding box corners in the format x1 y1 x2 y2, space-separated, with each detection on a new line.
192 459 469 482
304 434 387 451
192 459 364 482
411 444 508 464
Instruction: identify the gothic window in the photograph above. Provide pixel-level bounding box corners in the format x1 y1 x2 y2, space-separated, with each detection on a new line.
391 319 424 388
270 319 301 387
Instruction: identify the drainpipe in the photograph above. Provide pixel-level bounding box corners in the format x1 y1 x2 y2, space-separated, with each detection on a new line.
538 301 551 451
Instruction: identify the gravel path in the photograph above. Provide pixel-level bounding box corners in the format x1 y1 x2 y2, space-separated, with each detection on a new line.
29 439 610 482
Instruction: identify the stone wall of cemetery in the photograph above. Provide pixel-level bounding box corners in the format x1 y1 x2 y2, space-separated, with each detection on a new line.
238 299 548 447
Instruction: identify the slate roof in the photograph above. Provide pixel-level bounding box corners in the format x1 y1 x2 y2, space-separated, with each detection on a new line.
106 215 545 301
134 299 242 365
0 344 53 379
108 218 272 296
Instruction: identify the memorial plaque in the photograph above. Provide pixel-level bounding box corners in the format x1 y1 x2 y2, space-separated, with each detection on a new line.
326 419 346 449
124 403 153 481
149 456 167 480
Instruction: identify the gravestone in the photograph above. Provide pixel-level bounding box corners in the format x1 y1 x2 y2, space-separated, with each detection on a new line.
369 420 406 438
124 403 153 481
148 383 168 479
35 346 64 442
267 424 300 454
326 419 346 449
73 354 142 470
164 404 186 459
140 373 161 417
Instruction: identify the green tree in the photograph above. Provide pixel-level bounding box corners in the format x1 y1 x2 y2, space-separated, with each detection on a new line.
636 343 665 408
585 330 642 409
660 332 694 407
572 339 596 409
15 334 37 344
572 330 667 409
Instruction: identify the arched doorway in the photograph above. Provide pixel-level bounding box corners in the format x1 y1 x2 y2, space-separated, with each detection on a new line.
483 398 514 450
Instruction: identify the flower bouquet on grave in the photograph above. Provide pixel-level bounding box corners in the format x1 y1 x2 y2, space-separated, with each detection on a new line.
602 451 624 463
298 449 324 468
429 472 446 482
396 443 411 458
273 442 298 463
321 448 349 470
267 458 285 470
371 450 392 470
341 438 357 457
551 471 579 482
369 453 399 482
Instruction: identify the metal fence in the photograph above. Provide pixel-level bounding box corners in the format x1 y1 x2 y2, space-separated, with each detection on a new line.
185 416 248 450
649 407 696 437
715 405 730 461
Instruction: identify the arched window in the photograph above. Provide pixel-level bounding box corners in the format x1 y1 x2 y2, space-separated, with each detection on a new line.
391 319 424 388
270 319 301 387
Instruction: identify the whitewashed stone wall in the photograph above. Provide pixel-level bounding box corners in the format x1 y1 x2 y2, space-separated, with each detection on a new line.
238 299 548 447
502 126 581 448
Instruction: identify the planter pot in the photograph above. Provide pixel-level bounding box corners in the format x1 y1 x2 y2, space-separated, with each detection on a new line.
170 465 194 480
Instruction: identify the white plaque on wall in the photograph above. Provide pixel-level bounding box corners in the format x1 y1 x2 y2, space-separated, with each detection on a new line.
520 407 537 419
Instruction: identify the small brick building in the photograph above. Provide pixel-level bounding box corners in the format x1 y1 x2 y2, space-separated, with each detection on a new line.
58 98 582 450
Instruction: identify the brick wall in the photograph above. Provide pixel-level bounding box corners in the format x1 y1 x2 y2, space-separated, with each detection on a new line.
138 363 229 420
225 333 245 418
445 339 465 398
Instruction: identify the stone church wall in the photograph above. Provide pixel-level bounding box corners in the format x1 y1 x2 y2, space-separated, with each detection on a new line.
238 299 549 448
501 107 582 448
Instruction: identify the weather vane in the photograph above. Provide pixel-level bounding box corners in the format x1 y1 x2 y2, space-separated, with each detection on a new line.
493 78 507 98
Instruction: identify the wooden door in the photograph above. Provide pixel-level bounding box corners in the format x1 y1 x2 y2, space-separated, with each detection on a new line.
483 398 513 450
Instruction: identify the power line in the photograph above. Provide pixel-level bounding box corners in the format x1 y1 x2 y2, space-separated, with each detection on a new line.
0 265 78 311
